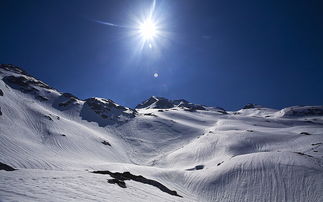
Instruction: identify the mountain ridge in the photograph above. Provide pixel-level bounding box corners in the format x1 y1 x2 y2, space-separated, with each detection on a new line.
3 64 321 115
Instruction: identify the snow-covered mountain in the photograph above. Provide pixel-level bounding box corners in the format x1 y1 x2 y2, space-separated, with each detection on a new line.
0 64 322 202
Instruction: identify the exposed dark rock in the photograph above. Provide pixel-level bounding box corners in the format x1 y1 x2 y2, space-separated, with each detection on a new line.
0 107 2 116
144 113 157 117
85 98 126 112
215 107 226 112
217 161 224 166
242 104 262 109
0 64 29 76
3 75 52 91
246 130 254 132
62 93 78 100
0 162 15 171
294 152 313 157
92 170 182 197
58 94 78 107
80 97 136 127
101 140 111 146
183 104 205 111
175 99 206 111
305 120 315 124
54 93 79 109
215 108 227 114
108 179 127 188
3 74 53 103
61 134 66 137
136 96 206 112
186 165 204 171
136 96 171 109
58 99 77 107
36 95 49 101
3 75 38 93
44 115 53 121
184 108 196 112
86 98 126 113
280 106 323 117
195 165 204 170
300 132 311 136
0 89 3 96
139 97 174 109
312 143 322 146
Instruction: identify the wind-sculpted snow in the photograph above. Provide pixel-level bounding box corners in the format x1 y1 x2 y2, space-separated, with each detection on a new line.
0 64 323 202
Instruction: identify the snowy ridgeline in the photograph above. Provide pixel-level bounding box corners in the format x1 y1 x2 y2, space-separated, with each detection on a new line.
0 64 323 202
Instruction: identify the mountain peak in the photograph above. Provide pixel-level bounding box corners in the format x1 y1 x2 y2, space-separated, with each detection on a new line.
242 103 263 109
136 96 206 111
0 64 29 76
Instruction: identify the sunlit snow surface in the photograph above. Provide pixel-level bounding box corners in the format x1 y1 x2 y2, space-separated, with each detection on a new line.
0 65 323 202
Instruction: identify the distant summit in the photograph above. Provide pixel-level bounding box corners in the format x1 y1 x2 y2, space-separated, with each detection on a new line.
136 96 206 111
242 103 263 109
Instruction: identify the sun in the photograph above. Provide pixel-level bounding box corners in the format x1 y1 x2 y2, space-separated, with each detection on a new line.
138 18 158 40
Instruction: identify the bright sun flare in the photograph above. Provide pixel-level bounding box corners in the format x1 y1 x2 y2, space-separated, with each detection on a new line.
139 18 157 40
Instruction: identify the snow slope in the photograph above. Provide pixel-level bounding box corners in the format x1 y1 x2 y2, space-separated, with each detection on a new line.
0 64 322 202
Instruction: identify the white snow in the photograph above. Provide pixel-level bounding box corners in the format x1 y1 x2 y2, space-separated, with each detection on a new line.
0 65 323 202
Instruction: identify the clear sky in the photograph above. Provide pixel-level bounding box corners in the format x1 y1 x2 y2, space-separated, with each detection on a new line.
1 0 322 110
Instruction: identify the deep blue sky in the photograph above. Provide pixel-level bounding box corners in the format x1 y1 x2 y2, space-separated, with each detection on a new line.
1 0 322 110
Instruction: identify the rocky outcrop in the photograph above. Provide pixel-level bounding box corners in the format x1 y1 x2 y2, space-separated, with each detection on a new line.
80 97 136 126
2 75 53 102
0 162 15 171
1 65 55 104
92 170 182 197
278 106 323 117
54 93 79 109
136 96 174 109
0 64 30 76
3 75 52 91
242 103 262 109
136 96 206 111
1 64 57 104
